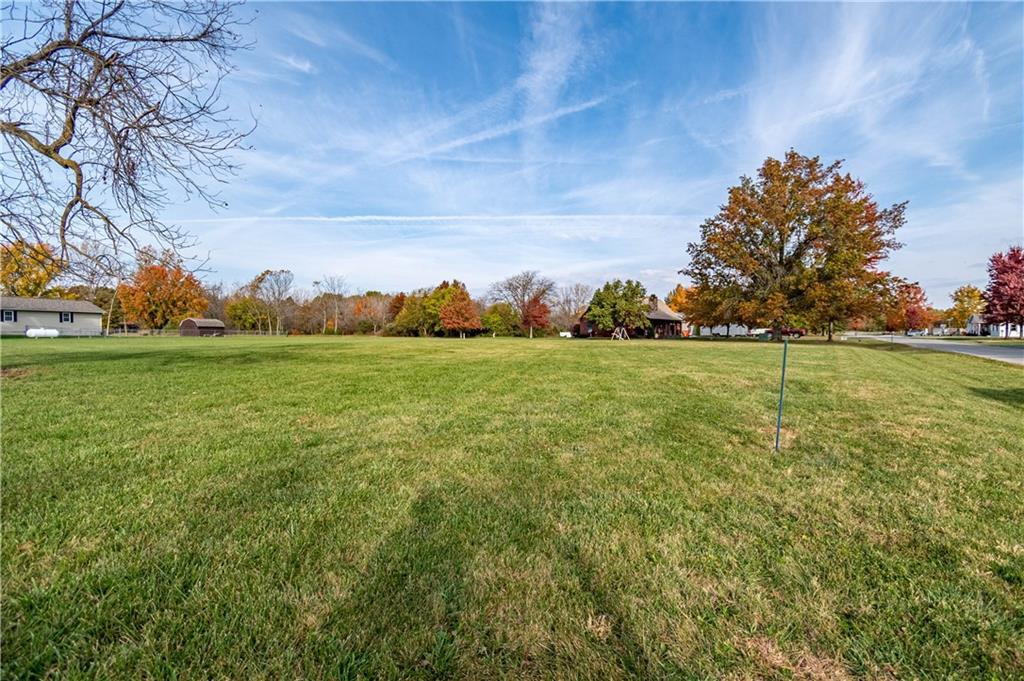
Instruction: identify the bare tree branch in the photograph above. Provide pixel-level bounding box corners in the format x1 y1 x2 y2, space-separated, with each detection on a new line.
1 0 254 279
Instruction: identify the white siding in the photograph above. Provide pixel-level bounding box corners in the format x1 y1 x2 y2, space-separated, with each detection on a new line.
693 324 752 337
1 310 103 336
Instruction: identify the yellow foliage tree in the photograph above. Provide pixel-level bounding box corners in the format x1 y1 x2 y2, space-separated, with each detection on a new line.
666 284 690 313
948 285 985 331
0 241 65 297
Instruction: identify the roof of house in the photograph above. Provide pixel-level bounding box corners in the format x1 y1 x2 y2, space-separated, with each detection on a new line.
180 318 225 328
0 296 103 314
647 296 684 322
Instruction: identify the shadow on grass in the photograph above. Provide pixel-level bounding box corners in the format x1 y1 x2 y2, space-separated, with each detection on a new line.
311 477 675 679
0 346 323 370
317 482 493 677
969 387 1024 408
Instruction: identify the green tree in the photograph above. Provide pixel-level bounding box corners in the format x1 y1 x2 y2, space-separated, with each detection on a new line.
391 291 432 336
587 280 649 336
481 302 518 337
225 297 266 332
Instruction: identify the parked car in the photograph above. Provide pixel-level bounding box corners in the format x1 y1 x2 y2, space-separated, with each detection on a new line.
907 329 927 336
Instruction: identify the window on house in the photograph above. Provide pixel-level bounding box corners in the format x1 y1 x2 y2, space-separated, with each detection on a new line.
60 312 72 323
1 310 14 322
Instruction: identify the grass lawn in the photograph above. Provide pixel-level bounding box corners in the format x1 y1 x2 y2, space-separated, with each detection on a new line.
2 336 1022 679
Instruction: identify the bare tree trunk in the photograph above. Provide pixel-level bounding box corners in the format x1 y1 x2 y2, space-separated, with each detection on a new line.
529 325 534 339
105 279 119 336
827 320 834 342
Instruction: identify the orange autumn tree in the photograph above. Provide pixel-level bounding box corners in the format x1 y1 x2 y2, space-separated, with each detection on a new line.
683 150 904 340
439 283 480 338
665 284 690 313
118 250 207 329
885 281 933 334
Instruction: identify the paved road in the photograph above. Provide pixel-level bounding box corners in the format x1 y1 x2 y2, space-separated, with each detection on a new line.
885 336 1024 366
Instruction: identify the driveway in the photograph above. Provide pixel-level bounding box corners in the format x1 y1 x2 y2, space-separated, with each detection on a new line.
885 336 1024 366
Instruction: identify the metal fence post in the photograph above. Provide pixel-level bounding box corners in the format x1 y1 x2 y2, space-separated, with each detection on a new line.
774 338 789 452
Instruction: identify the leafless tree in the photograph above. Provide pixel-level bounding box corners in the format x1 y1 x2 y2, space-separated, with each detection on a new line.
1 0 253 278
487 270 555 322
260 269 292 335
316 274 346 333
202 280 227 321
361 293 391 334
553 283 594 330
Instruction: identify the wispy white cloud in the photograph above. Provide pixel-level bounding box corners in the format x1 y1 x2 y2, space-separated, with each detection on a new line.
275 53 315 74
389 94 611 164
190 2 1021 303
284 11 397 71
518 4 590 176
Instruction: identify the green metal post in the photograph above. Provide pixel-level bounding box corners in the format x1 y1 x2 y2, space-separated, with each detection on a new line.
774 338 789 452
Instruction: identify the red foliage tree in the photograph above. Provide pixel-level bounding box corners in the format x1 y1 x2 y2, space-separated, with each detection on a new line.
521 294 550 339
885 281 932 334
388 292 407 319
439 285 480 338
984 246 1024 338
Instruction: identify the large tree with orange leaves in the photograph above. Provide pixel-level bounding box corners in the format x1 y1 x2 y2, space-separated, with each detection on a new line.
118 251 207 329
439 284 480 338
683 150 904 340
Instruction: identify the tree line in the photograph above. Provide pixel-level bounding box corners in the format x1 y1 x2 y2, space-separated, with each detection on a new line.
3 151 1021 339
3 4 1020 342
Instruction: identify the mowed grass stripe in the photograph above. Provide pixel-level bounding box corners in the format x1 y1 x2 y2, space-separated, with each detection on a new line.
1 336 1021 679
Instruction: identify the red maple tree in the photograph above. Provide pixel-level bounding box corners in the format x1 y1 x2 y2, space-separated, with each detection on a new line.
984 246 1024 338
521 294 550 339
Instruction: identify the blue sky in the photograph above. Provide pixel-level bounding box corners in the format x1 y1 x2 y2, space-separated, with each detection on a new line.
175 2 1024 304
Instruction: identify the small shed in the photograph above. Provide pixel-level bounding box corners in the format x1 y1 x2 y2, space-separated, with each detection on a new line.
179 318 225 337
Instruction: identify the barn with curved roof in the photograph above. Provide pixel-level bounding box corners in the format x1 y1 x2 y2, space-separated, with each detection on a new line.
179 318 225 337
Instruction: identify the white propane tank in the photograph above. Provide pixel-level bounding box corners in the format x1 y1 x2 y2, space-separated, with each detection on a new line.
26 328 59 338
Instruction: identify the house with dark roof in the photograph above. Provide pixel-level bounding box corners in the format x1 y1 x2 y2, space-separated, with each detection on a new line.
0 296 104 336
575 295 686 338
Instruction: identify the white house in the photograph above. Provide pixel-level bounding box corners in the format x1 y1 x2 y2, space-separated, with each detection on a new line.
966 313 1021 338
0 296 104 336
